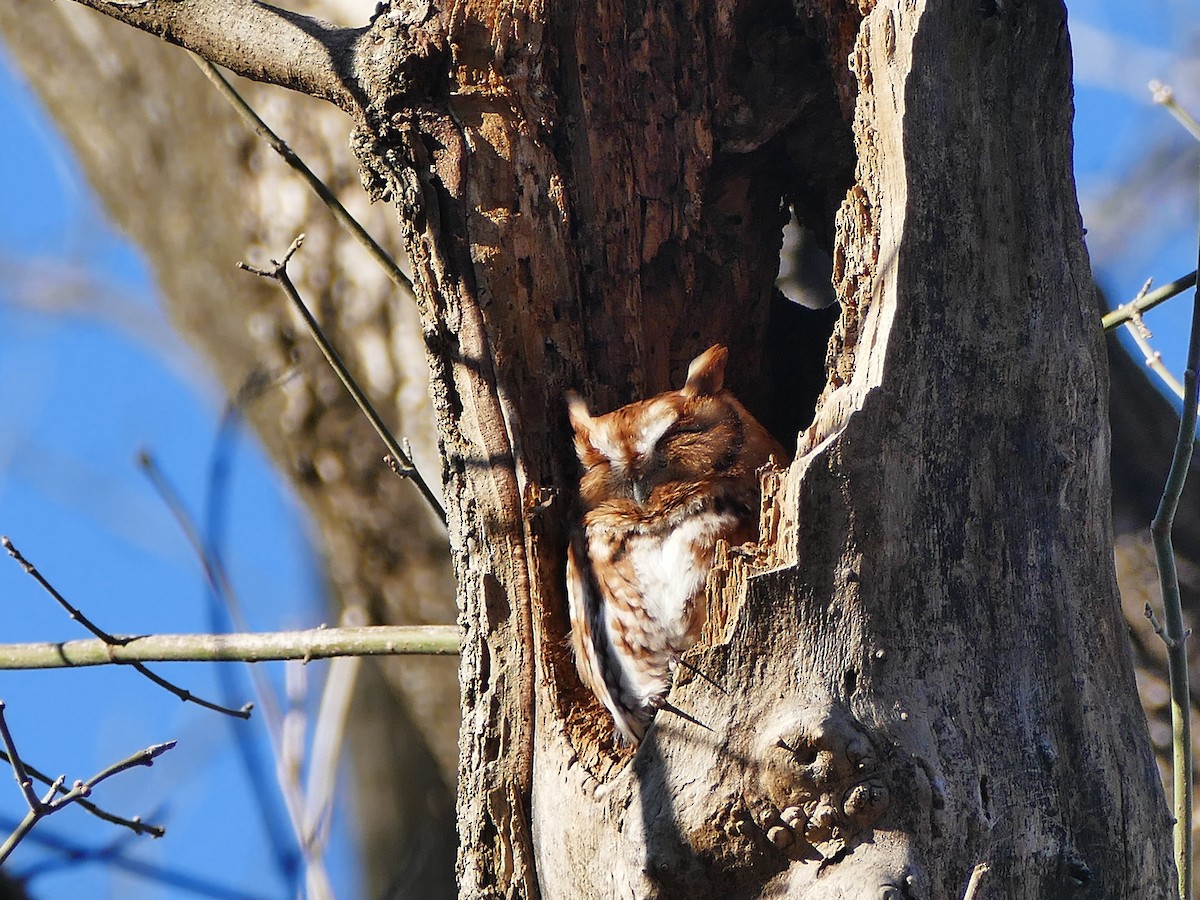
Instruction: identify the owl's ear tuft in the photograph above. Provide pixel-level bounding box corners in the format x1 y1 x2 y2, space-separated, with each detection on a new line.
680 344 728 398
566 391 597 460
566 391 593 431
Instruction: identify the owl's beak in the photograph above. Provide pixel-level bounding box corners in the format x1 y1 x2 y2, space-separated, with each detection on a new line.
632 480 649 506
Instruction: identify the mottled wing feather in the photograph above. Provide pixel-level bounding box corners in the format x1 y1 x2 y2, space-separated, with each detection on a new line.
566 535 644 743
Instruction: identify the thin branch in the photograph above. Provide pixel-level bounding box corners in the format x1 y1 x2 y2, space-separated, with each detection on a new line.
1125 323 1186 400
83 741 176 792
278 663 333 900
0 702 174 864
1120 279 1186 399
0 749 164 838
1102 270 1199 331
197 411 302 892
65 0 366 113
140 444 301 891
1149 219 1200 900
0 703 40 811
303 640 361 850
137 451 253 633
238 237 447 524
1151 81 1200 143
2 537 251 719
1 819 273 900
190 53 417 296
0 626 459 669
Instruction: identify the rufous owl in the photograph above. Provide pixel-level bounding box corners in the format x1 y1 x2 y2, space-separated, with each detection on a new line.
566 344 787 743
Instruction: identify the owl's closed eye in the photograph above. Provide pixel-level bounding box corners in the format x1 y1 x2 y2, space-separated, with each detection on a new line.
566 344 787 743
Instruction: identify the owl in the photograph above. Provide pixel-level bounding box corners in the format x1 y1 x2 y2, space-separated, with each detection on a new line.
566 344 787 744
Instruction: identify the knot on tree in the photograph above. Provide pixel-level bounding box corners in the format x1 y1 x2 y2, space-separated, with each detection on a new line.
754 702 888 860
358 0 445 101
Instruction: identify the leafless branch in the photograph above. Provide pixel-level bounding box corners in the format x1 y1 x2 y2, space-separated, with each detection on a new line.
2 537 252 718
1102 270 1199 331
0 625 459 668
65 0 367 113
238 237 448 524
190 53 417 296
0 702 174 864
0 748 164 838
137 450 254 631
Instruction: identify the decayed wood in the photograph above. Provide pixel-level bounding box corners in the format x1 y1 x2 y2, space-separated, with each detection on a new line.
347 0 854 892
763 0 1170 893
529 0 1176 894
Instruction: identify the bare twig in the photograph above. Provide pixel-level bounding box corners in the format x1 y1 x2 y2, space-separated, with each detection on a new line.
1102 270 1199 332
281 663 332 900
190 53 416 296
0 703 42 812
1 820 273 900
0 626 459 669
0 702 174 864
1151 81 1200 143
0 748 164 837
137 451 253 632
1120 279 1186 400
137 448 286 754
1146 602 1173 646
2 537 251 719
142 440 301 890
238 237 447 524
303 620 363 851
1125 324 1186 400
278 663 328 898
1149 222 1200 900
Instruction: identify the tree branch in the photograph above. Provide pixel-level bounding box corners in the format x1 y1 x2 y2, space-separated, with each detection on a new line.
0 626 459 669
4 536 252 718
66 0 366 112
1102 270 1199 331
190 52 418 295
0 700 175 864
238 236 449 525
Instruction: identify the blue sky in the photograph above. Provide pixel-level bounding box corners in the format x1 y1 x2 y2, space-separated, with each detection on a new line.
0 1 1197 898
0 40 350 900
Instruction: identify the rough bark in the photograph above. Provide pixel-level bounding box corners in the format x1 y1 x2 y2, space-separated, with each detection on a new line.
351 0 1174 894
524 0 1175 893
4 0 1191 896
345 1 853 892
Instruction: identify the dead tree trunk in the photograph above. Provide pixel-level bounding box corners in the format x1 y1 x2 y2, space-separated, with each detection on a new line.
515 0 1176 894
7 0 1178 895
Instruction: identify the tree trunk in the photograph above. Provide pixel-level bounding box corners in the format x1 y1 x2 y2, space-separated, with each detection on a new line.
358 0 1174 894
3 0 1185 895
